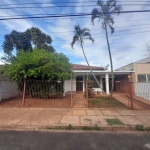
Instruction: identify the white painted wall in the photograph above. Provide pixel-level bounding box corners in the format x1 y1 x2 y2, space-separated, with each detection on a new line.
64 80 76 94
134 82 150 100
0 81 19 101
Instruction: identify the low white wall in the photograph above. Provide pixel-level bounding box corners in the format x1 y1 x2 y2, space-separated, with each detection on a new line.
0 81 19 101
134 82 150 100
64 80 76 94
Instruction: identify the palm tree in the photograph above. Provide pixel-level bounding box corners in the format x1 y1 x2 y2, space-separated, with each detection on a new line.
91 0 122 96
71 25 101 88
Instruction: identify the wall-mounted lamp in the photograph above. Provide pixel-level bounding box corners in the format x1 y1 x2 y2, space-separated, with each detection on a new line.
128 74 131 81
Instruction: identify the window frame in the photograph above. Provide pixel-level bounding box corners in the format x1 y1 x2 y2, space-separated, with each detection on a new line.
137 74 150 82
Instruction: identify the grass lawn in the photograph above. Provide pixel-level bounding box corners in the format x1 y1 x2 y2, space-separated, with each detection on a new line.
88 96 127 108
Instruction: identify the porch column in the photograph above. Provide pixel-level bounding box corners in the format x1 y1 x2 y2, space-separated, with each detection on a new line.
100 75 103 90
83 76 85 92
105 74 109 94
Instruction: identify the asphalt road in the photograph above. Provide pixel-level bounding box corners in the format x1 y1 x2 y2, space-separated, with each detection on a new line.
0 130 150 150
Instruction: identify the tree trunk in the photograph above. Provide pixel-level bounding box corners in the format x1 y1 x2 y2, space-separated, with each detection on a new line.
80 43 102 89
104 23 114 99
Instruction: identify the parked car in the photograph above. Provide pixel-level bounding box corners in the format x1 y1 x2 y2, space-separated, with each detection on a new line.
91 88 102 94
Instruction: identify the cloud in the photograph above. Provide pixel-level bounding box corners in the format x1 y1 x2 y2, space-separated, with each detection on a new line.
41 4 55 7
0 0 150 70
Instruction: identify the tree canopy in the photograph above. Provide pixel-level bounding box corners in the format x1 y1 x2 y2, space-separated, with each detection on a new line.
2 27 54 56
91 0 122 33
4 49 72 81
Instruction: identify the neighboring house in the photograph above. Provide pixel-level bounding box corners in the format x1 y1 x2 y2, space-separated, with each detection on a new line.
115 56 150 82
0 65 19 101
115 56 150 100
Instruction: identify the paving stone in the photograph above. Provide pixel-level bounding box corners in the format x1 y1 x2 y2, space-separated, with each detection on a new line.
116 116 143 125
81 116 100 125
86 110 103 116
133 110 150 116
41 108 72 116
60 116 79 125
73 110 86 115
134 116 150 126
97 116 116 125
101 110 120 116
117 110 136 116
16 115 36 125
31 115 62 125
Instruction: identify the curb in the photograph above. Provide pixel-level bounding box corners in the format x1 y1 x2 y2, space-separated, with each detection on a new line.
0 124 143 132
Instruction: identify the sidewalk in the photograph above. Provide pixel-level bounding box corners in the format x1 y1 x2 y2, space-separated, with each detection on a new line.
0 108 150 131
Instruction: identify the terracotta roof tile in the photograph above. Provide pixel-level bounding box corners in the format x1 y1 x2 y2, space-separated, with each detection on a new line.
72 64 104 70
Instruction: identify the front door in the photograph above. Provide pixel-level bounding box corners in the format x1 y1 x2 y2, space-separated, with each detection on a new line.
76 76 83 91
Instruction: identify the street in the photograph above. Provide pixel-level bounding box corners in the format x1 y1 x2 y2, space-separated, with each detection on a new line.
0 130 150 150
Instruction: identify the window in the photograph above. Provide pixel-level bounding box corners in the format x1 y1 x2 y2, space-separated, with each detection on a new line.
137 74 150 82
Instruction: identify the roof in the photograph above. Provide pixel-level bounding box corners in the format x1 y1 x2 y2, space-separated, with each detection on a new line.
72 64 104 70
135 56 150 63
115 56 150 71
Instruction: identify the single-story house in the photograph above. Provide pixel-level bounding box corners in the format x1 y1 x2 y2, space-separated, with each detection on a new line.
115 56 150 100
0 63 134 101
115 56 150 82
64 64 133 95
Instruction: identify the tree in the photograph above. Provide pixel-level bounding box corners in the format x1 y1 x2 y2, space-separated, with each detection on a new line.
2 27 54 57
28 27 52 49
2 30 32 55
40 43 55 53
91 0 122 95
4 49 72 82
71 25 101 88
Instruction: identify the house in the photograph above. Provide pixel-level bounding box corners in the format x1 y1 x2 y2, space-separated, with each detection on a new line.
115 56 150 100
0 62 133 102
64 64 133 95
115 56 150 82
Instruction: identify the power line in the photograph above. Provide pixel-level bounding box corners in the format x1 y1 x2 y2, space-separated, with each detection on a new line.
0 25 150 36
0 1 150 7
54 29 150 40
1 4 150 9
0 28 150 43
0 10 150 21
0 5 98 9
0 1 97 7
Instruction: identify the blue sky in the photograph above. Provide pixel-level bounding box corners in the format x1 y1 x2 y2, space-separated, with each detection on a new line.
0 0 150 70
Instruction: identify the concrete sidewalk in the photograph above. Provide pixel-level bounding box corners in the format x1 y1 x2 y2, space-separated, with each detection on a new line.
0 108 150 131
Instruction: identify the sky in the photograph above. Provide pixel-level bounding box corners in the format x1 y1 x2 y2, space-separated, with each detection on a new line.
0 0 150 70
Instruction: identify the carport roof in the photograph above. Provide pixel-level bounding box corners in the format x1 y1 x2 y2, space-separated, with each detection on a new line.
73 70 134 75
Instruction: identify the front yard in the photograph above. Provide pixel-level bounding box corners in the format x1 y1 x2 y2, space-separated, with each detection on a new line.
0 98 71 108
88 96 128 108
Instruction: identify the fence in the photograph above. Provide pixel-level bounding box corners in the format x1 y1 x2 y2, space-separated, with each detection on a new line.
1 79 150 109
0 80 71 108
87 81 150 110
